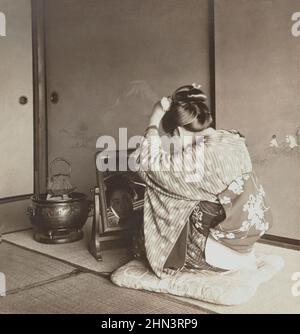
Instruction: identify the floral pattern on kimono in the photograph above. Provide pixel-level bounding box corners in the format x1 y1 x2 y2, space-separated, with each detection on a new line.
210 173 273 253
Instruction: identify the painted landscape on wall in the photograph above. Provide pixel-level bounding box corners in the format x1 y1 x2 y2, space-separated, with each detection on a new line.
215 0 300 240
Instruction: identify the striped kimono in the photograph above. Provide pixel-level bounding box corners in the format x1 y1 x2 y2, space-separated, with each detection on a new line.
133 128 272 278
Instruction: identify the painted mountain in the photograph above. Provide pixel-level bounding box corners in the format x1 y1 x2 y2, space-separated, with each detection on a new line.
101 80 159 138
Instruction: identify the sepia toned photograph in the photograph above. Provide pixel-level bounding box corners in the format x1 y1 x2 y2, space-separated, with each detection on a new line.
0 0 299 319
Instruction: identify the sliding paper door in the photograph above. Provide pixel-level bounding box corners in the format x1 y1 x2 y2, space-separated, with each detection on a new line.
0 0 34 199
44 0 211 195
215 0 300 240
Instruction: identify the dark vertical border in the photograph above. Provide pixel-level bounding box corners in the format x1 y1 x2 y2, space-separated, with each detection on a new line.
31 0 48 195
208 0 216 128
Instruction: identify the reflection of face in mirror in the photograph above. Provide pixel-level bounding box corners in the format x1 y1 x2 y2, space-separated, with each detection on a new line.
109 189 133 219
104 173 145 229
105 174 136 224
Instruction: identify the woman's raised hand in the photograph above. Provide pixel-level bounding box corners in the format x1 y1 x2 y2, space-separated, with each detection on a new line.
149 100 166 127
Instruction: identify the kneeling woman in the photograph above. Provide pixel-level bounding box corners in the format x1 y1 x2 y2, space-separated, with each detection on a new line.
133 85 272 277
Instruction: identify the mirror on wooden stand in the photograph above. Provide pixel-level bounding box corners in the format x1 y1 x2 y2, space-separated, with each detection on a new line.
89 150 145 261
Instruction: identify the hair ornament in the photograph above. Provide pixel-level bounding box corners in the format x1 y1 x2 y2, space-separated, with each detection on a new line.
192 83 202 89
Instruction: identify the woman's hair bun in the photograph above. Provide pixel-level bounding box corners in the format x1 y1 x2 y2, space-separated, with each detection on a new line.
161 84 210 135
172 85 207 104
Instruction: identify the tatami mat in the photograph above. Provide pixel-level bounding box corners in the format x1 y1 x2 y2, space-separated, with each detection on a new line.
2 219 131 274
0 273 209 314
2 222 299 314
172 243 300 314
0 242 76 293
